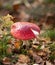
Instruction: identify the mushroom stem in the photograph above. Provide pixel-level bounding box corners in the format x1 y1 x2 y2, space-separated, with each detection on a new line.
23 40 30 46
22 40 31 49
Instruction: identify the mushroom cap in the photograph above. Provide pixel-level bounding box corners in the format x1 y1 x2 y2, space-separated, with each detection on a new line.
11 22 40 40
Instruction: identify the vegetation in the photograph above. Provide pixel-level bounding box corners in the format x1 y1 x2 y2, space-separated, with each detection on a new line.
0 0 55 65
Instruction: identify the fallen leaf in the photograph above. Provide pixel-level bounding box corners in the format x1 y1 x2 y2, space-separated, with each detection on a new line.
6 47 12 54
37 51 47 56
18 54 30 63
33 54 43 64
14 42 21 49
2 57 11 65
16 62 28 65
29 50 43 64
46 61 53 65
33 64 39 65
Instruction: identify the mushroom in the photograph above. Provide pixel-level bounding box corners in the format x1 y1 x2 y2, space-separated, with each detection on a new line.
11 22 40 47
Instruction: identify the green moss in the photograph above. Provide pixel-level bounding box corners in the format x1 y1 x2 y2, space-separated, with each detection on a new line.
49 43 55 52
41 30 55 41
49 54 55 62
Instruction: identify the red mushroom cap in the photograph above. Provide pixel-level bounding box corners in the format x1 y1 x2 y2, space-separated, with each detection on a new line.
11 22 40 40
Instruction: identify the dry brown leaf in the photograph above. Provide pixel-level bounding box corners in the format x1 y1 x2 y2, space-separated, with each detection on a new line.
43 48 51 53
13 4 20 11
28 49 34 56
18 54 30 63
19 11 30 22
15 62 28 65
37 51 47 56
46 61 53 65
33 54 43 64
2 57 11 65
6 47 12 54
14 42 21 49
32 45 39 49
29 50 43 64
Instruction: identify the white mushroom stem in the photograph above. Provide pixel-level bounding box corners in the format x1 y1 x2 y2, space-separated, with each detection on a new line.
22 40 30 46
